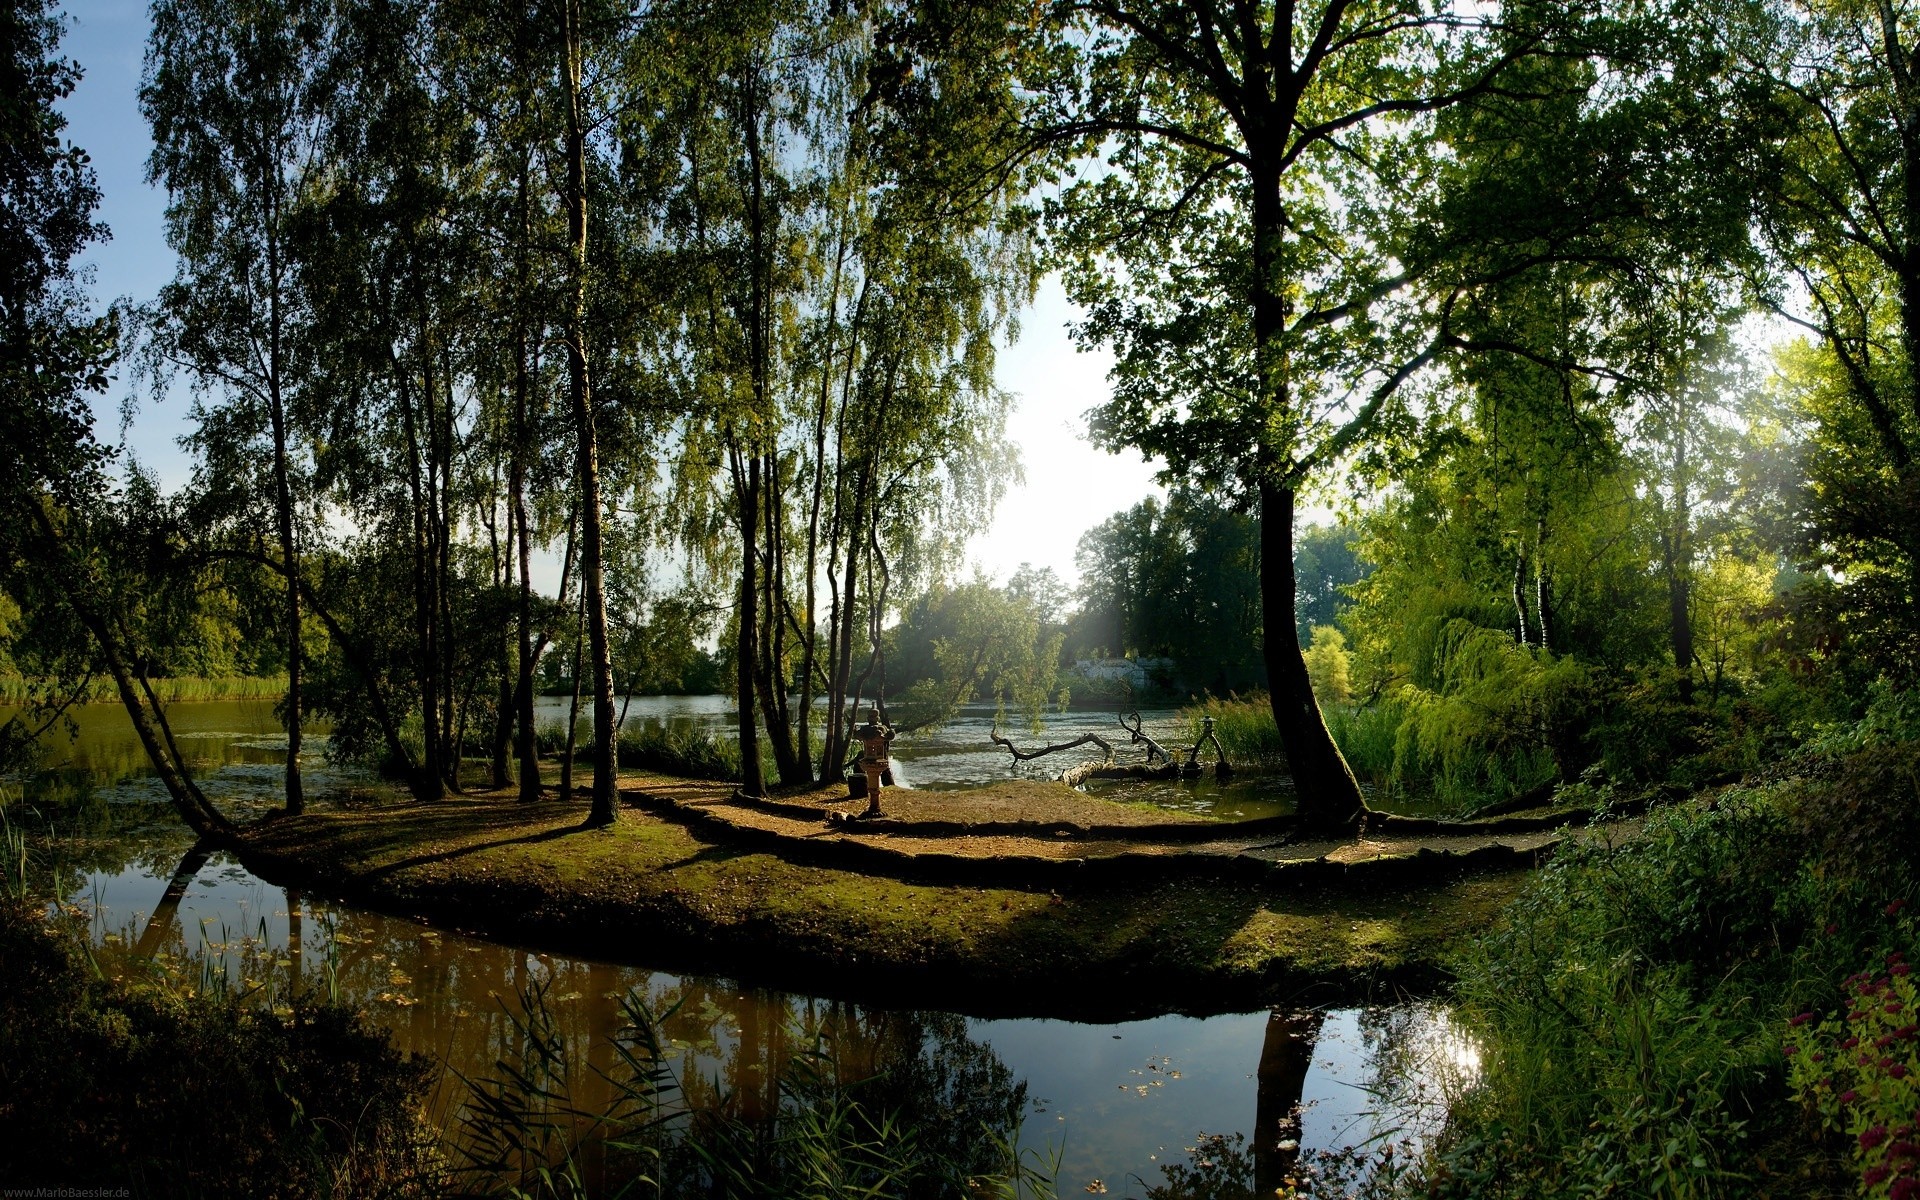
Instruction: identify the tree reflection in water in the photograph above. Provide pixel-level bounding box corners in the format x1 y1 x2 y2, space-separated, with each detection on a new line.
1142 1005 1476 1200
449 968 1035 1196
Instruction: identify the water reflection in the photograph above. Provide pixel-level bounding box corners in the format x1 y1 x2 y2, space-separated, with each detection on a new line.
15 698 1476 1195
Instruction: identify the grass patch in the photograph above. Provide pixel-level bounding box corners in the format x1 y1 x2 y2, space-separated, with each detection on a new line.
237 776 1529 1018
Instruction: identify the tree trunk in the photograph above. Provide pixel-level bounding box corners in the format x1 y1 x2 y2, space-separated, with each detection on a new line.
1248 152 1363 829
736 450 766 796
563 0 618 827
267 385 303 815
1512 549 1532 645
1260 480 1365 828
32 503 233 837
563 593 584 798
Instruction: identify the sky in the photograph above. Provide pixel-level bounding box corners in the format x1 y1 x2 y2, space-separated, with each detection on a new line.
54 1 1166 592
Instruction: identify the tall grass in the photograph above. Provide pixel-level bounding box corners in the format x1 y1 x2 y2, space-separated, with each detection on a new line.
0 674 288 705
1181 694 1288 764
457 975 1058 1200
535 719 751 784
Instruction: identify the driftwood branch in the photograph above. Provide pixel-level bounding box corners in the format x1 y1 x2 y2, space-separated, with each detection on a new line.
1120 710 1173 763
990 729 1114 763
991 713 1236 787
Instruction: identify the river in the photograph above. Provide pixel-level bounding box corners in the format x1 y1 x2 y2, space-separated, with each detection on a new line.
4 696 1480 1196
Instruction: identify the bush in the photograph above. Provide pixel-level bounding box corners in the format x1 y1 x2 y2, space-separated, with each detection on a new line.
1426 725 1920 1198
1787 915 1920 1199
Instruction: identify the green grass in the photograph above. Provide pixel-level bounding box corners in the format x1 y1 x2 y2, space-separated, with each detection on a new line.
237 779 1529 1017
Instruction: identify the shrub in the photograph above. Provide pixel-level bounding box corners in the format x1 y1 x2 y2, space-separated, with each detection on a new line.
1787 916 1920 1199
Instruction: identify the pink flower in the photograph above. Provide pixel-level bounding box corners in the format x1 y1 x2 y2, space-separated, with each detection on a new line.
1846 1037 1862 1050
1892 1179 1918 1200
1891 1002 1907 1014
1889 899 1909 916
1897 964 1913 977
1828 923 1841 935
1893 1064 1912 1080
1791 1012 1816 1027
1865 1165 1891 1186
1840 1089 1859 1104
1863 1125 1890 1150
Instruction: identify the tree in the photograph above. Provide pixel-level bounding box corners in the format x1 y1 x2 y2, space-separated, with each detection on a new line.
1026 0 1562 827
665 0 1027 791
1737 0 1920 675
142 0 331 814
1 2 231 837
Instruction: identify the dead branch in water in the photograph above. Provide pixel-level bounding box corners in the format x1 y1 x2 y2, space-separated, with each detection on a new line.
989 729 1114 763
1119 710 1173 763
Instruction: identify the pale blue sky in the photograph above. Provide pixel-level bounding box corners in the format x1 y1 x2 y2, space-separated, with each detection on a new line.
53 2 1166 590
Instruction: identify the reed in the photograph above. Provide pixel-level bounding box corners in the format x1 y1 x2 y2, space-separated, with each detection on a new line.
0 674 288 706
456 976 1059 1200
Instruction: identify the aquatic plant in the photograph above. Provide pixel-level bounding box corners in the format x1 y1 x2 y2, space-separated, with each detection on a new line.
456 976 1058 1200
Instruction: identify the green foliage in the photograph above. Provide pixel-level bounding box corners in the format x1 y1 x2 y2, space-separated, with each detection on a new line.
1786 919 1920 1199
887 576 1066 734
1301 626 1351 707
1070 494 1267 694
1431 719 1920 1198
1389 626 1590 810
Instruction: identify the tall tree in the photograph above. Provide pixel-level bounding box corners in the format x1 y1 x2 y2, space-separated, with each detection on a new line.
143 0 331 814
1737 0 1920 673
1024 0 1560 826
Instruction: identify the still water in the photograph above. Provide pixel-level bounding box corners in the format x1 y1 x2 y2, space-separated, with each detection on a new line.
7 697 1478 1195
559 695 1301 821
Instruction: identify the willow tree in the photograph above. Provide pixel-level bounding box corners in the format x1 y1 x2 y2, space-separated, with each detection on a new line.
663 0 1027 791
143 0 331 815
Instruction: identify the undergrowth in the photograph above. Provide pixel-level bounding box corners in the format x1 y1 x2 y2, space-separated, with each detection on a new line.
1421 698 1920 1198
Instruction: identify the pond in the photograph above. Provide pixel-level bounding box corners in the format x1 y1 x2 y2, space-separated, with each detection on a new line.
542 695 1300 822
6 697 1478 1196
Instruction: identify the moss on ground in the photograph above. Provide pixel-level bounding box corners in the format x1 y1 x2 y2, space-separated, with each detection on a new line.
237 778 1527 1019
